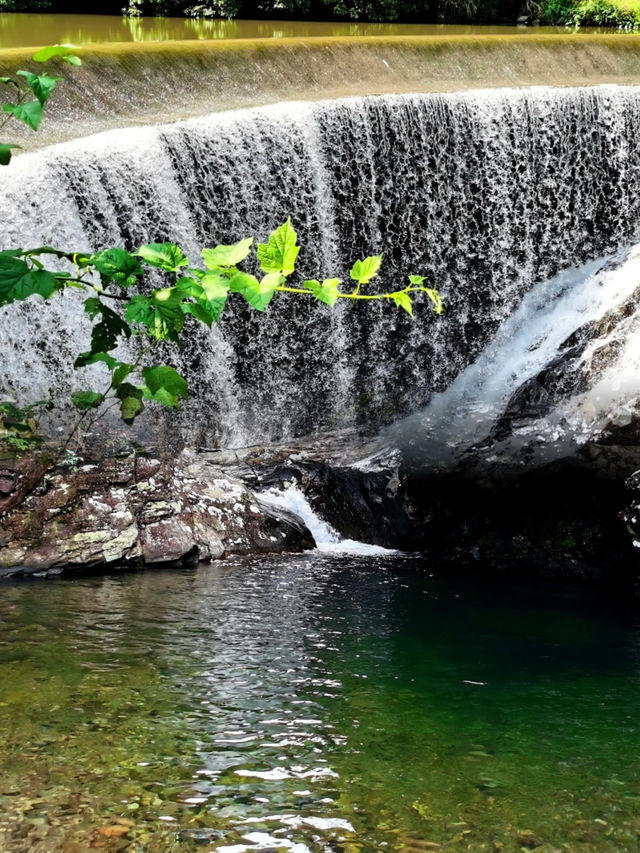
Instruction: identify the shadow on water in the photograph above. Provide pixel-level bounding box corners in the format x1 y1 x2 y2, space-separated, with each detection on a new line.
1 553 640 851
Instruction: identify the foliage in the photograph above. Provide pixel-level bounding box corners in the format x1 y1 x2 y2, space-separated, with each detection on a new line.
538 0 640 25
0 223 442 451
0 46 441 457
0 44 82 166
0 400 51 452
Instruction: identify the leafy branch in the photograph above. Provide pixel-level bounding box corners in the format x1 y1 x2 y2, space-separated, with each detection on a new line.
0 43 82 165
0 219 442 453
0 46 442 459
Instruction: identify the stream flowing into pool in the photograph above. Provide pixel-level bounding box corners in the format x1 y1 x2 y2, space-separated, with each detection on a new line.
1 555 640 853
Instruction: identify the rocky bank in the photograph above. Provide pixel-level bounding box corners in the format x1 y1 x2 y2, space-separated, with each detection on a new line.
0 449 313 579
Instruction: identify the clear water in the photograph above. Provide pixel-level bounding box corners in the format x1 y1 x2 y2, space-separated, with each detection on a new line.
1 555 640 852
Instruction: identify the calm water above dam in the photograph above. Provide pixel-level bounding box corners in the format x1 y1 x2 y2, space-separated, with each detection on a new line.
1 554 640 853
0 14 580 49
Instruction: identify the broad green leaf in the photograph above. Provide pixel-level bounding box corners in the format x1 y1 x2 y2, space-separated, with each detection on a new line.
0 253 58 305
32 44 81 63
136 242 188 272
115 383 144 424
200 272 230 302
182 302 213 327
74 351 120 370
256 219 299 277
141 365 188 409
198 296 228 323
391 291 413 316
84 298 131 352
120 395 143 423
15 71 60 106
3 100 43 132
0 402 22 418
408 274 427 285
0 143 20 166
112 364 133 388
90 248 143 287
175 276 204 299
229 271 276 312
304 277 341 307
201 237 253 269
125 290 184 341
350 254 383 286
71 390 102 410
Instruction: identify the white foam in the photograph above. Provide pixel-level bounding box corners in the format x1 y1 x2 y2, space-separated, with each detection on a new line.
261 486 397 556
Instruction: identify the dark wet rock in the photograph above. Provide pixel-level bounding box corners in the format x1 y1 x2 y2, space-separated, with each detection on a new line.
203 431 412 548
0 449 313 579
401 452 639 584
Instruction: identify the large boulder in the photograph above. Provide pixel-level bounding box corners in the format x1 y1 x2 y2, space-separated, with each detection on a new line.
0 449 313 579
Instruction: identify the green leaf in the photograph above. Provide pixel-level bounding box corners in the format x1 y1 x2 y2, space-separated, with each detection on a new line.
424 288 444 315
71 391 103 411
84 298 131 353
32 44 81 63
141 365 188 409
256 219 299 277
198 297 228 323
229 271 277 312
201 237 253 269
182 302 213 327
125 290 184 341
90 248 143 287
74 351 120 370
0 143 20 166
3 100 43 132
200 273 230 302
15 70 61 106
304 277 341 307
391 291 413 316
0 253 58 306
136 242 188 272
175 276 204 298
112 364 133 388
350 254 383 286
115 383 144 424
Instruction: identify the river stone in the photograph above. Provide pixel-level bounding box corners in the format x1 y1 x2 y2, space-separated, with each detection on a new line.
0 449 313 578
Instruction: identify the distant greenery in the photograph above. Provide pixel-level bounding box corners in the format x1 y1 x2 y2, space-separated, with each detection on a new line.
541 0 640 26
120 0 524 23
1 0 638 27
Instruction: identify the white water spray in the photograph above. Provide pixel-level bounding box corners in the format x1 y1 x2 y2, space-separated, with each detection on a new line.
261 486 396 556
390 242 640 469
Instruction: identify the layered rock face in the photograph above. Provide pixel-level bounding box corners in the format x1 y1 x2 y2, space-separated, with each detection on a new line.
0 450 313 579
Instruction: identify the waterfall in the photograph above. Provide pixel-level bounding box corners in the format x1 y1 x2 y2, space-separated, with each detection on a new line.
261 485 396 555
389 243 640 472
3 86 640 449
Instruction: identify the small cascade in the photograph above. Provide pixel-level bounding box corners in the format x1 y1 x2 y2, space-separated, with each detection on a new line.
389 242 640 473
262 486 397 555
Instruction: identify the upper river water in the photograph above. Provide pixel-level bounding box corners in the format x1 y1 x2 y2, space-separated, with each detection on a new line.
0 15 580 49
1 553 640 853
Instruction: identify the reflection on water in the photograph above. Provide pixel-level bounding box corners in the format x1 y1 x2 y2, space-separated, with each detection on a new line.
0 13 595 49
1 554 640 852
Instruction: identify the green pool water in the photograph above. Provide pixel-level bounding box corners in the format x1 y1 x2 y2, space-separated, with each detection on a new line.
0 554 639 853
